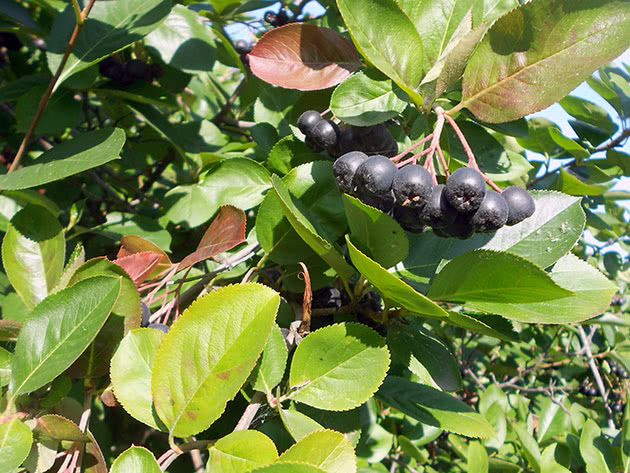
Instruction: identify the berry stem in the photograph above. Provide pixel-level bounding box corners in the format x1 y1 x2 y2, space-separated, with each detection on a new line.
440 109 503 193
320 108 331 117
390 133 433 163
436 144 450 178
423 149 438 185
396 146 431 168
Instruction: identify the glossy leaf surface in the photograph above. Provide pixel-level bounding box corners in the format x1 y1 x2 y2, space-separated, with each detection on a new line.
278 430 356 473
207 430 278 473
110 446 161 473
0 418 33 473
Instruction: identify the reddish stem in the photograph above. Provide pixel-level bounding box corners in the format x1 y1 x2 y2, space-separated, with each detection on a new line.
396 147 431 168
435 144 450 178
440 110 503 193
390 133 433 163
320 108 331 117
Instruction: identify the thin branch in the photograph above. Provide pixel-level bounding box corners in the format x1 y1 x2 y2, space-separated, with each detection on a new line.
594 127 630 152
234 391 266 431
8 0 96 173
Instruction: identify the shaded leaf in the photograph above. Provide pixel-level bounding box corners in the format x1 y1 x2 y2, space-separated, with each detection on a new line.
250 324 288 395
249 24 361 91
34 415 89 442
579 419 614 473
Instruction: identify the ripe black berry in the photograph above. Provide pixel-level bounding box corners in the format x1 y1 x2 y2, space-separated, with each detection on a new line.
99 57 125 82
264 11 277 25
469 190 509 233
126 59 151 81
392 165 432 209
353 155 397 197
502 186 535 225
445 167 486 213
311 119 339 149
234 40 252 55
0 32 22 51
305 136 323 153
612 403 625 413
586 387 598 397
140 302 151 328
333 151 368 195
445 214 474 240
297 110 322 136
312 287 343 309
148 323 169 334
392 205 425 233
421 184 457 230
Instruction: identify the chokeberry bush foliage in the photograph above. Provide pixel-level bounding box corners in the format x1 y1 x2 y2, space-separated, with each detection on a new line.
2 0 630 472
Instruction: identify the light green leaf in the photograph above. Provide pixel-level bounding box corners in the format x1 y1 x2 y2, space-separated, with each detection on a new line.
331 70 407 126
548 128 590 161
251 463 327 473
47 0 173 87
288 323 390 411
266 136 319 176
9 277 120 397
250 324 288 395
541 445 571 473
2 205 65 309
271 175 354 280
111 328 165 430
427 250 573 303
552 169 613 196
207 430 278 473
0 128 125 190
279 408 325 442
559 96 618 134
342 194 408 269
388 319 461 392
467 441 489 473
579 419 614 473
0 418 33 473
469 253 617 324
376 376 494 438
0 346 12 387
621 403 630 473
445 311 518 342
512 423 541 473
33 415 89 442
166 158 270 228
278 430 356 473
110 446 161 473
23 436 58 473
346 236 447 318
460 0 630 122
152 283 280 437
145 5 216 72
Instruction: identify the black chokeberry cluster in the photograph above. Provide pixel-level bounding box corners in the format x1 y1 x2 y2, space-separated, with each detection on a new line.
298 111 398 159
0 32 22 51
99 57 162 86
610 360 629 379
264 9 290 27
140 301 170 333
333 153 536 239
234 40 253 68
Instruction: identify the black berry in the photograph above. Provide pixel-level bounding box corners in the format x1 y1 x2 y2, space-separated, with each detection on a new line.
126 59 151 81
469 190 509 233
0 32 22 51
333 151 368 195
298 110 322 136
444 214 474 240
140 302 151 328
586 387 598 397
353 155 397 198
392 205 425 233
502 186 535 225
421 184 457 230
234 40 252 55
311 119 339 149
264 11 277 25
612 403 625 413
444 167 486 213
312 287 343 309
99 57 125 82
392 165 433 209
305 136 324 153
148 323 169 334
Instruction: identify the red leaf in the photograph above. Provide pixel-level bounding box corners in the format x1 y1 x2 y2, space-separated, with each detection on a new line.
118 235 172 275
178 205 246 270
249 23 362 91
113 251 162 285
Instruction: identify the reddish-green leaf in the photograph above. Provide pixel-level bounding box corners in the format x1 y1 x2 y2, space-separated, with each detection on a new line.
460 0 630 123
113 252 162 285
249 24 361 91
33 415 90 442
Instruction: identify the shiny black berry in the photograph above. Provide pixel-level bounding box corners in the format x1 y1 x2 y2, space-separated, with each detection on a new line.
234 40 252 55
469 190 509 233
264 11 278 25
353 155 397 197
421 184 457 229
333 151 369 195
392 165 432 209
502 186 535 225
445 167 486 213
444 213 474 240
392 205 425 233
311 119 339 149
297 110 322 136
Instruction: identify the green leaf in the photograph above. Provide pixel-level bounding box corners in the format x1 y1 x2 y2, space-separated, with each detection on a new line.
460 0 630 122
251 464 327 473
166 158 270 228
559 96 618 134
207 430 278 473
469 253 617 324
271 175 354 280
0 418 33 473
110 328 165 430
250 324 288 395
47 0 173 87
23 436 58 473
579 419 614 473
342 194 408 269
2 205 65 309
33 414 89 442
621 403 630 473
427 250 573 303
548 128 590 161
288 323 390 411
376 376 494 438
0 128 125 191
96 212 172 250
278 430 356 473
110 446 161 473
266 136 319 176
552 168 612 196
336 0 425 106
512 423 541 473
68 258 140 319
467 441 489 473
388 319 461 392
346 236 447 318
152 283 280 437
0 346 11 387
9 277 120 397
15 87 81 135
394 191 585 293
331 70 407 126
445 311 518 342
279 408 325 442
258 162 346 265
540 445 571 473
145 5 216 72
